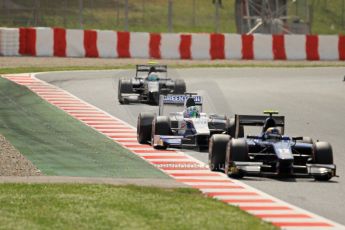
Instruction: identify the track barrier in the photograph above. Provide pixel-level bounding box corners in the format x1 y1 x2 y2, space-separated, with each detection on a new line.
1 27 344 60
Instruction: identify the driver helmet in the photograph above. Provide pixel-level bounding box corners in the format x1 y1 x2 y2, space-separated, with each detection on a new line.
264 127 281 140
149 66 156 73
147 73 159 81
185 106 200 118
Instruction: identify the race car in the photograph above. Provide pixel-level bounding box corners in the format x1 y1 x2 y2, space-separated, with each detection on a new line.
137 94 242 150
118 64 186 105
209 111 337 181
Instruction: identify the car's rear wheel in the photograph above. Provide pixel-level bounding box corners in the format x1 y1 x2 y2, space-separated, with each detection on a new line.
173 79 186 94
225 139 249 178
118 79 132 104
152 116 172 149
208 134 230 171
313 142 334 181
228 118 244 138
137 112 155 144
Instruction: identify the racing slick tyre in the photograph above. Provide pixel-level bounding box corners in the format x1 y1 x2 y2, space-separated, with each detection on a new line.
208 134 230 171
152 116 172 149
228 118 244 138
173 79 186 94
118 79 133 104
313 142 334 181
137 112 155 144
225 139 249 178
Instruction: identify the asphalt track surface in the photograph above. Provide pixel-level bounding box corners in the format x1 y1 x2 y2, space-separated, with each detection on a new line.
37 67 345 225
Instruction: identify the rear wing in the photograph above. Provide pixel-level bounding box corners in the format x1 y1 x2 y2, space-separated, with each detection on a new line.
159 94 203 115
136 65 167 78
234 114 285 138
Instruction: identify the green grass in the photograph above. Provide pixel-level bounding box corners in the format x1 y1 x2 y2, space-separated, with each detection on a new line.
0 184 277 230
309 0 345 34
0 0 236 33
0 61 344 76
1 0 345 34
0 66 132 75
0 77 167 178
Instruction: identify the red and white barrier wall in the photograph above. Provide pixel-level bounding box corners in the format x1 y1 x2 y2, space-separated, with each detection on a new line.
1 27 345 60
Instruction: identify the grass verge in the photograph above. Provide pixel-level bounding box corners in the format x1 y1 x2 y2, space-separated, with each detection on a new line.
0 62 345 75
0 184 277 230
0 66 133 75
0 77 167 178
1 0 345 34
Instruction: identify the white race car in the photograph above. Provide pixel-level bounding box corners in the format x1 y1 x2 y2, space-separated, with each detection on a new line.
137 94 242 151
118 64 186 105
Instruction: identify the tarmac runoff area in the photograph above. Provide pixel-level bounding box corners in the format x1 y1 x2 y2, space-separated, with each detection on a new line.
31 67 345 227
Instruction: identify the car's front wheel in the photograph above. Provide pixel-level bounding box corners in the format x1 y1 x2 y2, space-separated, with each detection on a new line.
225 139 249 178
151 116 172 149
118 79 132 104
313 142 334 181
208 134 230 171
137 112 155 144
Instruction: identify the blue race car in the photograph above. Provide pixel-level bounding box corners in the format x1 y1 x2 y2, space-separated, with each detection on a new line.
208 111 337 181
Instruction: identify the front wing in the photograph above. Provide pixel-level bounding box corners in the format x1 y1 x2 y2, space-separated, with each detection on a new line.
228 161 336 178
152 134 209 148
152 135 184 148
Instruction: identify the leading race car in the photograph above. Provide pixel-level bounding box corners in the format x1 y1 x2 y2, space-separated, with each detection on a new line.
118 64 186 105
209 111 337 181
137 94 242 151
